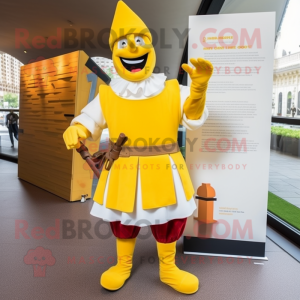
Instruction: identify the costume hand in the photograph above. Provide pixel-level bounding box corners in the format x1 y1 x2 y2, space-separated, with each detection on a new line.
182 58 213 99
181 58 213 120
63 124 91 150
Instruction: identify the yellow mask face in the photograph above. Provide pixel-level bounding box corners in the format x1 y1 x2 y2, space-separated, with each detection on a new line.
112 33 156 82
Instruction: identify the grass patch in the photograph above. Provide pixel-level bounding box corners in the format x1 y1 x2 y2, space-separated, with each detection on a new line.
268 191 300 230
180 146 186 158
271 126 300 139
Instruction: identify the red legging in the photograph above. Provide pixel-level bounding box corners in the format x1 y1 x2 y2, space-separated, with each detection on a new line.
110 218 187 243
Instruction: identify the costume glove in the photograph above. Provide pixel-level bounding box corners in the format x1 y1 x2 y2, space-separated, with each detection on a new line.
63 124 91 150
182 58 213 120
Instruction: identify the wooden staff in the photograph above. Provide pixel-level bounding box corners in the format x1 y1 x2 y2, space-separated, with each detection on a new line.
76 133 128 179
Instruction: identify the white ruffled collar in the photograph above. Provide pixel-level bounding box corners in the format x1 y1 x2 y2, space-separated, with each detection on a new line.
110 73 167 99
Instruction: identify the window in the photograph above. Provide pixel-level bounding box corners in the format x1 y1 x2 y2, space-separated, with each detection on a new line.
298 91 300 115
286 91 292 114
278 92 282 115
270 0 300 235
0 52 22 159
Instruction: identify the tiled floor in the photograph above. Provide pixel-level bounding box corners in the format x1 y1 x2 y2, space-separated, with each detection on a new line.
0 159 300 300
269 150 300 208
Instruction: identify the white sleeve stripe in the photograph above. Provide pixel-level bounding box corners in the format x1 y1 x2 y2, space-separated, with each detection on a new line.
182 106 209 131
70 93 107 141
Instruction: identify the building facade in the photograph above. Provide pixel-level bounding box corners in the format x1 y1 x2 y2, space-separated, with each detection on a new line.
0 52 23 101
273 52 300 117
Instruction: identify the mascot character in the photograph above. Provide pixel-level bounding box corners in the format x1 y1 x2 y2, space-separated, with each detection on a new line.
63 0 213 294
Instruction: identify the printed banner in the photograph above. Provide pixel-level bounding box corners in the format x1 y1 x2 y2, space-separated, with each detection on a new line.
183 12 275 259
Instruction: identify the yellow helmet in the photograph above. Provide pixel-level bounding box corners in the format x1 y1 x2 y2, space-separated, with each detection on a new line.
109 1 152 51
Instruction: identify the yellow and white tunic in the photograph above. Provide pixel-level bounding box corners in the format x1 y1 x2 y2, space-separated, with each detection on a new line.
71 73 208 226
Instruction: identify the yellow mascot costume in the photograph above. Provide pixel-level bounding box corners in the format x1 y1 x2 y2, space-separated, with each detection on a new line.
63 0 213 294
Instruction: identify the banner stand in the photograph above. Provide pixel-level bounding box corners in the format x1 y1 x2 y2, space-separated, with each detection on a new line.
183 12 275 259
183 237 268 260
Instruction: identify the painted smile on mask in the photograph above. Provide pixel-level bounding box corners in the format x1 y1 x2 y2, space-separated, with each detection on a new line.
120 53 149 73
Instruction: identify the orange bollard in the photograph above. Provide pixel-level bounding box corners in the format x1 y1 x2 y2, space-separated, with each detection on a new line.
194 183 217 224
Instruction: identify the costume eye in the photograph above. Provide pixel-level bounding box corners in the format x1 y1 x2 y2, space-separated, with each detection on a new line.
118 39 128 49
135 36 145 46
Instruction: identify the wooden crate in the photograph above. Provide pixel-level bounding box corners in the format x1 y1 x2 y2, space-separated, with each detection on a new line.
18 51 110 201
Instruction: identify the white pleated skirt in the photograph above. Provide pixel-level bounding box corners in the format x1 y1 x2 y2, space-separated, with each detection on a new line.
90 156 196 227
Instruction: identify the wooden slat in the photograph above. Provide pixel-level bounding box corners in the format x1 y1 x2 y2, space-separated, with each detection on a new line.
19 50 106 201
19 52 79 200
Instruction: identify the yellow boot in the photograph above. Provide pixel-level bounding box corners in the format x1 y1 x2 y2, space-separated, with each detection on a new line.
100 238 136 290
157 241 199 294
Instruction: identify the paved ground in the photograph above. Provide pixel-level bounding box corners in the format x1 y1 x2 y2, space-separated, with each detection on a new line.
0 133 18 157
269 150 300 208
